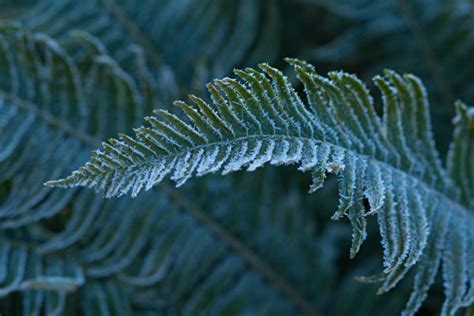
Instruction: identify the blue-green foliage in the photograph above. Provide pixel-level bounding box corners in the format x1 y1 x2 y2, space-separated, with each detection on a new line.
50 53 474 315
19 0 279 97
0 11 332 316
1 0 473 315
0 26 313 316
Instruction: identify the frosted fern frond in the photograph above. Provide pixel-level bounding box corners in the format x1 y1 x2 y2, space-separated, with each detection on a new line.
0 27 337 315
49 59 474 315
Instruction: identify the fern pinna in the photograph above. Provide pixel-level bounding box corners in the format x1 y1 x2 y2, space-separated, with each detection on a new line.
48 55 474 315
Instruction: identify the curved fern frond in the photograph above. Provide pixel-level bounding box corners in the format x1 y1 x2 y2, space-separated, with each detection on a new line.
49 59 474 315
11 0 279 91
0 240 84 293
0 238 84 315
0 27 337 315
0 26 159 313
0 25 152 228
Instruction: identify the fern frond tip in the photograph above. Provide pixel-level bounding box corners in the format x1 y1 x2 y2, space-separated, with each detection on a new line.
44 176 77 188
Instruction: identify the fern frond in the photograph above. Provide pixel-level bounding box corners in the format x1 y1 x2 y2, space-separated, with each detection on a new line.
12 0 279 92
0 26 152 228
0 27 155 313
0 238 84 314
35 186 323 316
447 101 474 210
0 240 84 293
0 27 335 315
49 59 474 315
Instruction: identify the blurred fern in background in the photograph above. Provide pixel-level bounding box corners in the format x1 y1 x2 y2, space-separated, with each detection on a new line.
0 0 473 315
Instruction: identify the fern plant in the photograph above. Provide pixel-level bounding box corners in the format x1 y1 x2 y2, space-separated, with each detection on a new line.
0 3 328 312
49 58 474 315
0 23 348 316
14 0 280 98
2 0 474 315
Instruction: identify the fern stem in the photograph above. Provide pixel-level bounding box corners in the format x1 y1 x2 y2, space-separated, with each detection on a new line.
162 183 321 316
0 92 97 146
10 82 470 251
114 132 472 216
